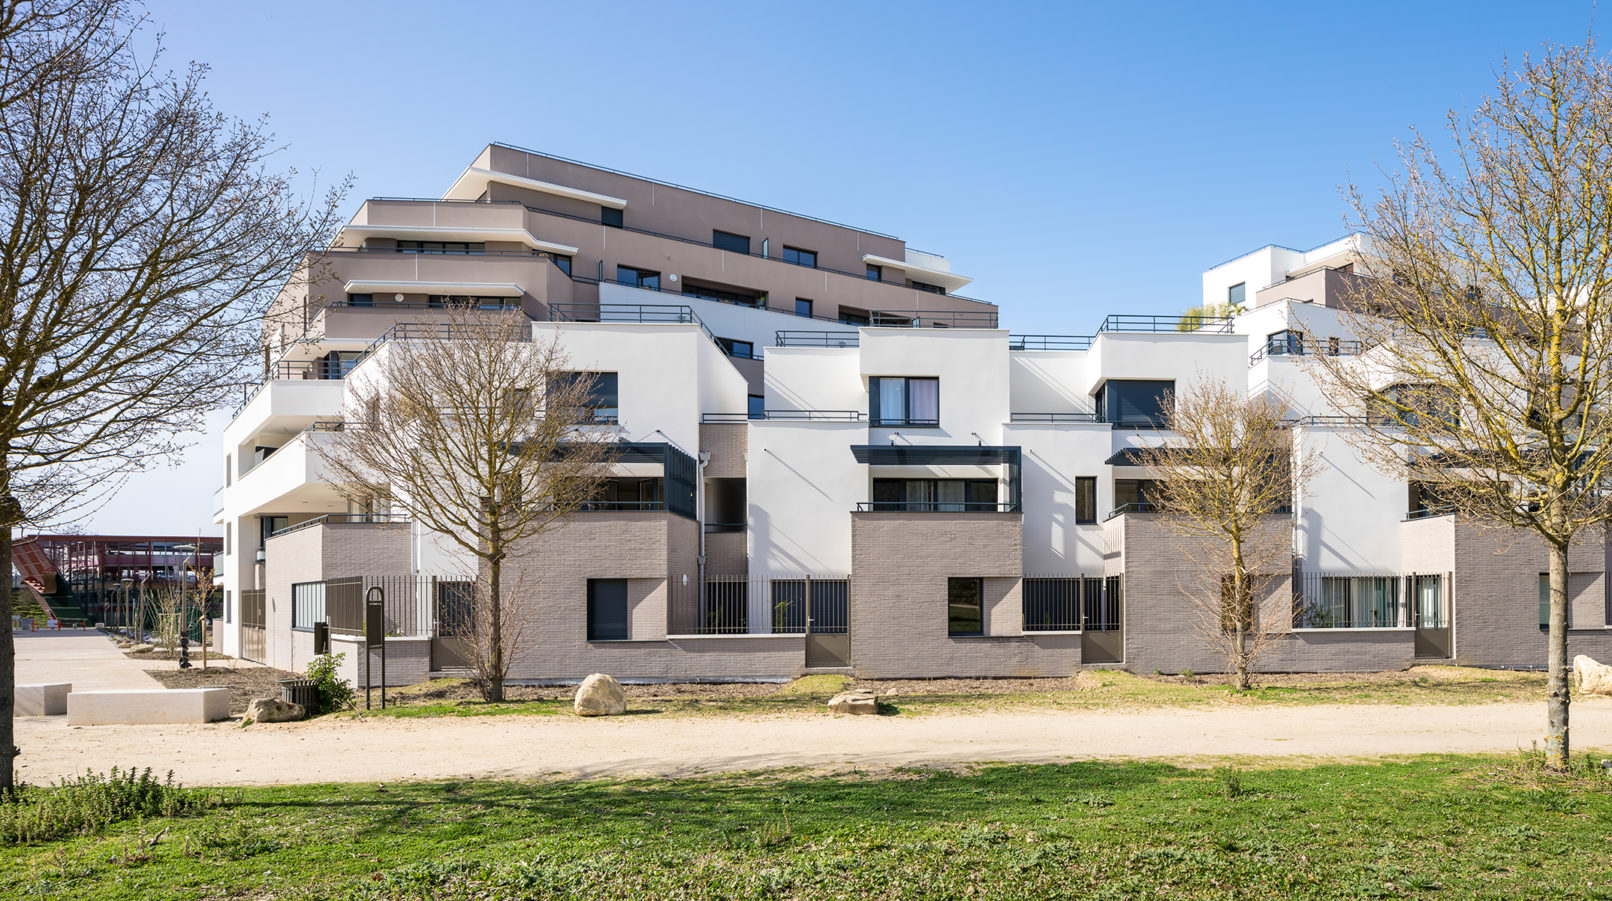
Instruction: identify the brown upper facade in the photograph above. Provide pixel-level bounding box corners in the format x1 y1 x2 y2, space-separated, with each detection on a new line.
266 143 995 352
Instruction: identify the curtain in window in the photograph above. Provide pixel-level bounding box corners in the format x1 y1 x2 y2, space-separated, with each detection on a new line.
905 480 935 510
878 379 907 422
908 379 939 423
936 480 966 512
1416 576 1445 627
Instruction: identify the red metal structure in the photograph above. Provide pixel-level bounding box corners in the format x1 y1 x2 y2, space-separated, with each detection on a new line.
11 534 221 626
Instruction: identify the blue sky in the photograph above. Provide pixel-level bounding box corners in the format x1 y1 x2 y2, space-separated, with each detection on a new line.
81 0 1603 535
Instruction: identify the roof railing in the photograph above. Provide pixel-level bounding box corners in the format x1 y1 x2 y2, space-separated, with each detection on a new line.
869 309 999 328
1010 335 1094 351
1010 412 1101 424
775 330 859 348
1098 314 1235 334
268 513 409 539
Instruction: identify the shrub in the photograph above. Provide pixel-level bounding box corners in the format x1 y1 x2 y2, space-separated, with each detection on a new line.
0 767 222 844
306 652 355 715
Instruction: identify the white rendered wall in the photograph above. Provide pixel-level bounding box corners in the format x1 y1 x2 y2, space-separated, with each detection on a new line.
860 328 1011 445
1009 351 1092 415
1296 425 1406 572
747 421 867 575
763 348 864 413
1006 423 1113 574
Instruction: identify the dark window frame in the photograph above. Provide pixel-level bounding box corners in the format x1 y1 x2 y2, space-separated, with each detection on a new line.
794 298 813 318
1096 379 1175 427
712 230 750 254
747 395 765 420
601 207 623 228
549 371 619 423
948 577 985 636
291 581 325 632
1228 282 1246 306
1074 476 1097 524
909 280 945 294
866 264 882 281
587 579 630 641
781 246 818 268
616 265 661 291
716 337 757 360
869 376 940 427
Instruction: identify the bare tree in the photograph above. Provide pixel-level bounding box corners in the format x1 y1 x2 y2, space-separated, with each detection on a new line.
1309 44 1612 769
0 1 348 790
1134 377 1316 689
314 310 618 702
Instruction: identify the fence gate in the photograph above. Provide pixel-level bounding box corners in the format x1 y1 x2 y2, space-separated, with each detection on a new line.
1081 576 1123 664
802 578 850 668
1412 573 1453 659
239 589 266 663
431 579 475 671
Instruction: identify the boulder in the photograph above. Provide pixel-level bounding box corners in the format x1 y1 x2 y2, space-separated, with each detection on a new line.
828 689 880 715
129 644 154 654
574 673 627 716
246 697 305 723
1576 655 1612 697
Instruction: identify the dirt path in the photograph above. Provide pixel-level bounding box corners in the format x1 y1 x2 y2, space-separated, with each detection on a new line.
15 697 1612 786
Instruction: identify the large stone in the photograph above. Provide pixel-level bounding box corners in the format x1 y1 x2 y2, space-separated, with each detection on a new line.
66 688 229 725
574 673 627 716
828 689 880 715
129 644 154 654
1576 655 1612 697
16 683 70 716
246 697 306 723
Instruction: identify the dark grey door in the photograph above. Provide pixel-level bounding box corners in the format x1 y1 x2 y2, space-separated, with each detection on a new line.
804 579 850 668
431 580 476 671
1081 575 1124 664
1412 574 1452 658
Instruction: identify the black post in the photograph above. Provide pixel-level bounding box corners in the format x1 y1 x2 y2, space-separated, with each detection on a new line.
365 587 386 710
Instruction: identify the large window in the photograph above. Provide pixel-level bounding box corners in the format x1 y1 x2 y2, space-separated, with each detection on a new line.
839 308 871 326
1265 330 1305 356
795 298 813 318
713 230 750 254
292 581 325 632
587 579 629 641
781 246 817 268
584 478 664 511
1228 282 1246 305
550 254 572 275
948 578 984 636
346 292 373 307
1074 477 1097 524
748 394 765 420
1095 379 1174 427
601 206 623 228
427 295 514 310
866 264 882 281
872 479 996 512
397 240 484 254
259 515 288 547
1538 573 1578 630
1370 383 1459 430
683 282 762 307
909 280 945 294
869 376 939 426
1113 479 1163 512
548 371 619 422
716 337 757 360
616 265 660 290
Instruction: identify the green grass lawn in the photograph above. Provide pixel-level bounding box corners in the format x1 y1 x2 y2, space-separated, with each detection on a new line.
4 755 1610 899
348 667 1553 721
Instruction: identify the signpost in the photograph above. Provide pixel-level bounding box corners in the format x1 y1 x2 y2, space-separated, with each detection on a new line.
364 586 387 710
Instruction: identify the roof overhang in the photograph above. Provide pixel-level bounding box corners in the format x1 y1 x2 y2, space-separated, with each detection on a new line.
860 253 972 292
336 224 578 256
342 280 524 297
851 445 1019 465
442 166 628 209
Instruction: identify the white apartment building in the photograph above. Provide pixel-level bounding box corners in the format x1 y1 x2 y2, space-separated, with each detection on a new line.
213 145 1612 683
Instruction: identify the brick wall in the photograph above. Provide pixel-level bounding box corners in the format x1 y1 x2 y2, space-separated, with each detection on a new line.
849 512 1081 678
699 423 747 478
704 531 748 576
264 522 414 676
331 635 430 689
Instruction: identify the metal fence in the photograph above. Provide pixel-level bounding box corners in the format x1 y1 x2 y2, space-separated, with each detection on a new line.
1291 573 1443 628
670 574 849 635
325 575 432 637
239 589 266 662
1022 576 1122 631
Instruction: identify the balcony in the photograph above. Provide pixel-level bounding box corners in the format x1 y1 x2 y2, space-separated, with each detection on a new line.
869 309 998 328
1098 314 1234 334
1010 334 1094 351
1249 331 1365 366
855 501 1020 513
702 410 862 423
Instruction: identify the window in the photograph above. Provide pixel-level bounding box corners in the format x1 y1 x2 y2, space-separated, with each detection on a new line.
292 581 325 632
601 206 623 228
1228 282 1246 306
1369 383 1459 430
1074 477 1097 524
1538 573 1577 630
549 371 618 422
839 309 871 326
259 515 288 547
781 246 817 268
872 478 995 511
1114 479 1162 511
428 295 512 310
616 265 660 291
869 376 939 426
584 478 663 510
224 523 231 556
550 254 572 276
748 395 765 420
346 293 373 307
397 240 485 254
1407 481 1447 516
717 337 756 359
948 578 984 636
587 579 629 640
795 298 813 318
1265 330 1305 356
713 230 750 254
224 589 231 624
1095 379 1175 426
866 264 882 281
683 283 761 307
910 280 945 294
321 350 363 379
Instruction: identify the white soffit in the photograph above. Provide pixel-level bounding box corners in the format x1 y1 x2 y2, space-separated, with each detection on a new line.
342 280 524 297
441 167 628 209
860 253 973 292
337 225 578 256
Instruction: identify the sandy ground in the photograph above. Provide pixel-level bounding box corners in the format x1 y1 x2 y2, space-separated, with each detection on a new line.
13 630 1612 786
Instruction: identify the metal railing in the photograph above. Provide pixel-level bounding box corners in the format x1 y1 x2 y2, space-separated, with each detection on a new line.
325 574 431 637
701 410 864 423
546 301 719 344
1292 573 1419 629
268 513 409 539
1098 314 1235 334
317 297 524 313
869 309 999 328
855 501 1021 513
703 522 745 533
668 574 849 636
1404 506 1456 521
577 500 667 512
1249 335 1365 366
1010 335 1095 351
1103 502 1162 520
1010 412 1101 423
775 330 859 347
1022 575 1123 631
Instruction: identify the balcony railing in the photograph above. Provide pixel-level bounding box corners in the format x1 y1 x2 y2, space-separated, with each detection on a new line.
1010 335 1095 351
703 522 745 533
1103 501 1161 520
702 410 863 423
1249 334 1365 366
855 501 1021 513
1098 314 1235 334
547 302 720 346
775 330 859 348
1404 506 1456 521
577 500 668 512
667 573 849 635
1010 412 1101 424
869 309 999 328
269 513 409 539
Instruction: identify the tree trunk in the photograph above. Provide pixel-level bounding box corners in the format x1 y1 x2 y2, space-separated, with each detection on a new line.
0 475 15 793
1232 548 1252 691
1546 538 1571 770
487 552 504 703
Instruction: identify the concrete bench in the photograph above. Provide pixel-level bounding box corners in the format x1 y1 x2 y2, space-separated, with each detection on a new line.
17 682 70 716
66 688 230 725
